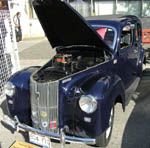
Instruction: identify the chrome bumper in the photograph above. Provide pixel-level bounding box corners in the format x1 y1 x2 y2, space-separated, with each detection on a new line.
1 115 96 146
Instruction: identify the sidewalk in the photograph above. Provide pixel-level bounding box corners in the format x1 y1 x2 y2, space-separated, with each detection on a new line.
17 38 55 69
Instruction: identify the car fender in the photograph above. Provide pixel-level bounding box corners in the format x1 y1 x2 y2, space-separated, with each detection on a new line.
6 66 40 123
86 74 125 136
74 73 125 137
9 66 40 88
87 74 125 107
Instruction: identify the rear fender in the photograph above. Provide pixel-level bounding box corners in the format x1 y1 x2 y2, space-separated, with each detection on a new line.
137 48 145 76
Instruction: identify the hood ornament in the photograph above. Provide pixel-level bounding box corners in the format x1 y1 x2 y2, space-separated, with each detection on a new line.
35 92 40 99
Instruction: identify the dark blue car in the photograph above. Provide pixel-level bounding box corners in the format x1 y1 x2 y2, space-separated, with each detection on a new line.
3 0 144 147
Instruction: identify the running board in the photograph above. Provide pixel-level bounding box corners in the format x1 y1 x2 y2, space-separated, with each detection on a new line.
125 77 140 105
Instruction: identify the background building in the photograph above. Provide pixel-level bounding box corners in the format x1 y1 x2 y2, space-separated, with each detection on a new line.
9 0 45 39
8 0 150 39
93 0 150 29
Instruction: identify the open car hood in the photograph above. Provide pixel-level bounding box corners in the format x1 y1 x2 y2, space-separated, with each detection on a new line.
32 0 110 50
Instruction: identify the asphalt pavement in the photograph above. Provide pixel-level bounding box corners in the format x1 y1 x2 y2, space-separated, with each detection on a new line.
0 38 150 148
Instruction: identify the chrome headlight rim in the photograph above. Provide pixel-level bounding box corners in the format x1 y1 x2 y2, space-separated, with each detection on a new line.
5 81 15 97
79 95 97 114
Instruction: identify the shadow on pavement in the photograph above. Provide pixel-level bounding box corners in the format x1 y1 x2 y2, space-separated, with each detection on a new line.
121 68 150 148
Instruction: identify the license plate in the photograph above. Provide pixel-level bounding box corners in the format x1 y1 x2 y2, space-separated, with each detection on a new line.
29 132 51 148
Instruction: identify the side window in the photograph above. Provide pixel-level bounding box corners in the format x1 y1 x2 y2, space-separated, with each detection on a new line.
120 25 133 49
136 24 142 42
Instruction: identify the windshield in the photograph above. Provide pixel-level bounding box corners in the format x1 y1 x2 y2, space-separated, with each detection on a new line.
92 25 117 49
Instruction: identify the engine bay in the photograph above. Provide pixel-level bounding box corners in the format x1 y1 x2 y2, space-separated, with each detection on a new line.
32 47 108 82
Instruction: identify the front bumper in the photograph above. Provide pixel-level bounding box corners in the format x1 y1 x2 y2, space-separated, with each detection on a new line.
1 115 96 146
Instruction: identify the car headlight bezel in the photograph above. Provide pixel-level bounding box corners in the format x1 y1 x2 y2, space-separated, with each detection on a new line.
79 95 97 114
5 81 15 97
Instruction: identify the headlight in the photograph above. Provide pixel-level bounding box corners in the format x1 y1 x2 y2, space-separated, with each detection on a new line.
79 95 97 114
5 82 15 97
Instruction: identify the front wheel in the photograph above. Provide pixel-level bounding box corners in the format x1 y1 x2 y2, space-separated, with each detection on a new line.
95 106 114 147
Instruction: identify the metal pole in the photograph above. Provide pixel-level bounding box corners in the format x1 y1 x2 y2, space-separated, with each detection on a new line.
91 0 93 16
91 0 95 16
115 0 118 14
141 0 143 17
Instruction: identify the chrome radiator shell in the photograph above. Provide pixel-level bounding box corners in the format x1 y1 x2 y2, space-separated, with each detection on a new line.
30 79 59 133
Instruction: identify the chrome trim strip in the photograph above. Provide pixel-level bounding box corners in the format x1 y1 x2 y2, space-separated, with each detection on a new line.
2 115 96 145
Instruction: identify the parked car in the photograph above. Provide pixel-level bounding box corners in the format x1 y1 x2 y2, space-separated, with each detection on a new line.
2 0 144 147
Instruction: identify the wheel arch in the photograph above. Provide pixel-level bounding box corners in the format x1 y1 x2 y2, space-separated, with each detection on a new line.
92 74 126 136
115 94 125 111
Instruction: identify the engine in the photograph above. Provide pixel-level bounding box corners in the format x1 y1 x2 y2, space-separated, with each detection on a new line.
32 52 105 82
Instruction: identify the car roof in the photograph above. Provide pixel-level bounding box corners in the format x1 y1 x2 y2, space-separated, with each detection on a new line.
86 15 140 23
86 15 141 31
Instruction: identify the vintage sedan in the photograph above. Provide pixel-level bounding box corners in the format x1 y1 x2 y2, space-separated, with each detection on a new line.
2 0 144 147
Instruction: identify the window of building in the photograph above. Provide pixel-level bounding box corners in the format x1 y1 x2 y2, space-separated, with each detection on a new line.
117 0 141 17
116 0 150 17
94 1 115 16
70 0 91 17
142 0 150 17
0 0 8 10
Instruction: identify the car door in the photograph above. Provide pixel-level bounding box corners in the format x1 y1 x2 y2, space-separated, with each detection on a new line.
133 23 142 71
118 25 135 89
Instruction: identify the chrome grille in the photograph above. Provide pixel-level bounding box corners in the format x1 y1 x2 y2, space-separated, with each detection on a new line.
30 79 59 133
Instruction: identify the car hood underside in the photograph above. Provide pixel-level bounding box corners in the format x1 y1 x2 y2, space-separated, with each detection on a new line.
32 0 110 51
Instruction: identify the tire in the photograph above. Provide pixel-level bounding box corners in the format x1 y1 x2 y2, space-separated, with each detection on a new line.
95 106 114 147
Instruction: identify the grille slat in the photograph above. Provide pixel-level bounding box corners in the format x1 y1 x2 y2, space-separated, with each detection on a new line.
30 79 59 133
